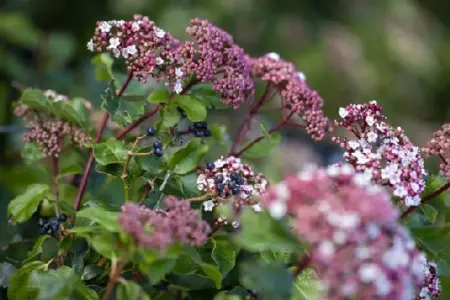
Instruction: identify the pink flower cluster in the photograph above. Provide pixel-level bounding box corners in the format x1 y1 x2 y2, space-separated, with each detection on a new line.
197 156 267 226
118 196 210 252
264 164 427 299
88 16 253 108
14 90 91 158
249 53 331 140
417 260 441 300
332 101 426 207
422 123 450 180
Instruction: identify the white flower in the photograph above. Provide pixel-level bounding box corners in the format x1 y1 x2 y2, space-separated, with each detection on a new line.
318 240 335 259
252 203 262 212
367 131 378 143
232 220 240 228
99 22 112 33
393 185 408 198
268 201 287 219
365 115 376 126
127 45 137 56
339 107 349 118
267 52 280 61
108 37 120 49
297 72 306 81
358 264 380 283
203 200 215 211
348 140 360 150
410 182 420 193
369 100 378 104
155 27 166 38
87 39 94 51
175 68 184 77
352 150 370 165
174 81 183 94
405 195 421 207
132 22 140 32
155 57 164 65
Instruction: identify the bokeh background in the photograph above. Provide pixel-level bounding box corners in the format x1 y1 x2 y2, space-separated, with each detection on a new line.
1 0 449 275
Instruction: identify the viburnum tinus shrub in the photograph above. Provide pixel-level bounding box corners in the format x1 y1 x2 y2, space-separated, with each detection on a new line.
3 15 450 300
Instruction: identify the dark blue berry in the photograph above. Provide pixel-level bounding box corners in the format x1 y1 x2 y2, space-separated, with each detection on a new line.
153 141 163 149
39 227 47 235
206 162 215 170
232 187 240 195
194 122 207 129
43 223 51 233
236 177 245 185
188 125 196 132
154 147 164 157
230 172 240 181
204 129 211 137
229 182 237 189
215 174 224 183
146 127 156 136
217 183 225 191
50 221 59 233
58 214 68 222
195 130 204 137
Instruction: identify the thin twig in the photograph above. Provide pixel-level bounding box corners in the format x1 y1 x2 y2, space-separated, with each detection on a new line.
186 194 210 202
439 153 448 165
116 105 161 140
74 73 134 212
102 259 125 300
51 156 61 218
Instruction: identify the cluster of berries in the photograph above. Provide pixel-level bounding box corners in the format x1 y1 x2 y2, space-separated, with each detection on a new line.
188 122 211 138
39 214 67 235
145 127 164 157
206 162 244 195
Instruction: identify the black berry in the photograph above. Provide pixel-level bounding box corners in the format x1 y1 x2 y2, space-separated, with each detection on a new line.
232 187 240 195
215 174 224 183
58 214 68 222
217 183 225 192
230 172 240 181
50 221 59 233
43 223 51 233
188 125 196 132
39 227 47 235
146 127 156 136
206 162 215 170
204 129 211 137
153 141 163 149
154 147 164 157
236 177 245 185
194 122 207 129
195 131 204 137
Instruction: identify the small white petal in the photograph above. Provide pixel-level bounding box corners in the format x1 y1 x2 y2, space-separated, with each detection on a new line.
232 220 240 228
155 57 164 65
155 27 166 38
174 81 183 94
297 72 306 81
175 68 184 77
99 22 112 33
365 115 376 126
203 200 215 211
339 107 349 118
268 201 287 219
87 39 94 51
267 52 280 61
252 203 262 212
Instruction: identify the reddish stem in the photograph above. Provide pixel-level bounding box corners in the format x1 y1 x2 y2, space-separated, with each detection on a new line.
228 84 273 155
116 105 161 140
293 254 311 277
233 111 296 158
400 180 450 219
74 73 133 211
439 153 448 165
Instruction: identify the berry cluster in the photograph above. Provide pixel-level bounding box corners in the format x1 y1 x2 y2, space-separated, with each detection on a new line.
248 53 331 140
118 196 210 252
188 122 211 138
332 101 426 207
264 164 429 299
197 156 267 217
417 260 441 300
422 123 450 180
153 141 164 157
39 214 68 235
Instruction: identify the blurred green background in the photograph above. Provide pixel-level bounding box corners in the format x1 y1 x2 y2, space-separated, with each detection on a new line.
1 0 449 255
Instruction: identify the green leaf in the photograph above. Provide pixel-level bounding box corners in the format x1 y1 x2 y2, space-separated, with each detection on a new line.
180 173 203 198
243 123 281 158
240 260 292 300
101 81 145 126
0 262 16 288
213 291 241 300
76 207 119 232
135 147 167 176
0 13 41 48
291 268 323 300
161 105 181 129
7 261 47 300
117 280 150 300
184 246 223 289
92 139 129 166
25 235 50 262
146 259 177 284
91 53 115 82
87 232 120 259
420 204 438 224
175 95 207 122
168 139 209 174
234 209 302 253
81 265 103 281
59 164 83 177
21 142 43 165
8 183 49 223
37 266 79 300
211 238 237 275
73 282 100 300
147 89 170 104
209 125 230 147
189 84 229 110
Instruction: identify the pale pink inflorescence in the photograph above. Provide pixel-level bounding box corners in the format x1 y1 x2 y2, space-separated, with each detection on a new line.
197 156 267 227
332 101 426 207
417 260 441 300
14 90 91 158
119 196 210 252
422 123 450 180
248 53 331 140
264 164 427 299
88 16 253 109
